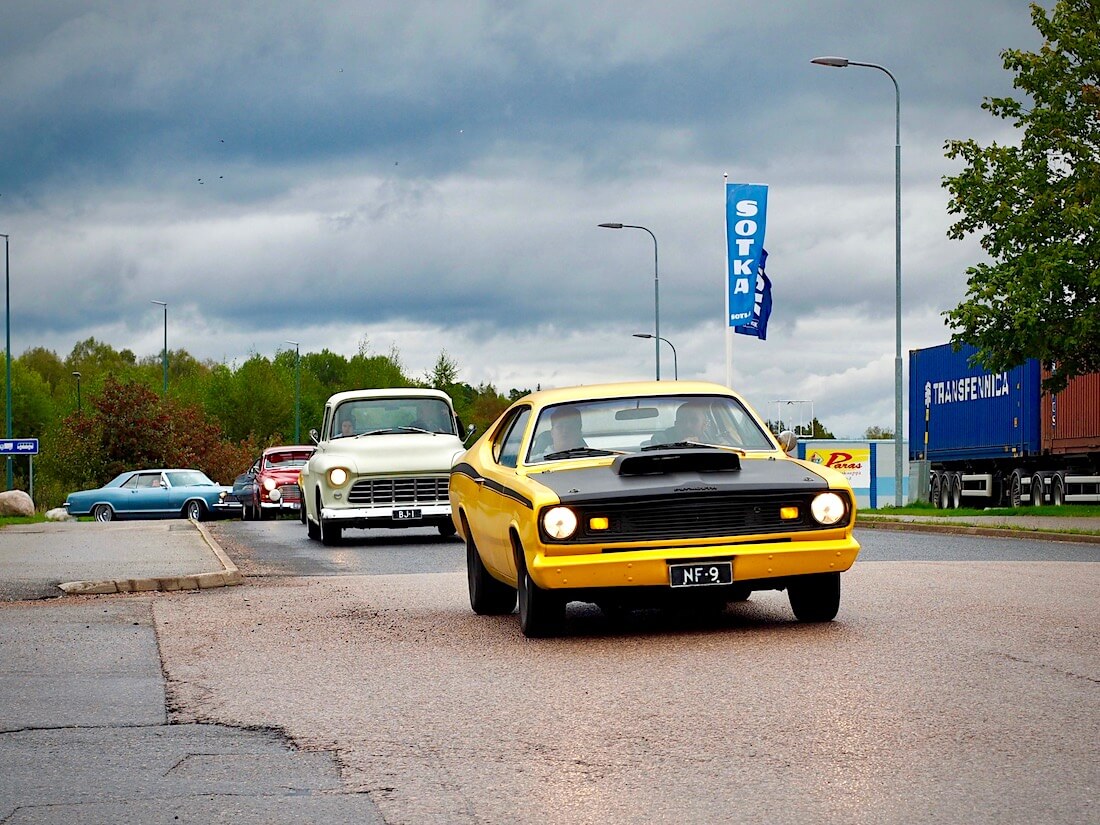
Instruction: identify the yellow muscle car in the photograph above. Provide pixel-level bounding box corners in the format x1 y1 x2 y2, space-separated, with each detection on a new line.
449 381 860 637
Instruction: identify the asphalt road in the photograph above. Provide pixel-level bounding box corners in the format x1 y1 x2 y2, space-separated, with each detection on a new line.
187 520 1098 824
4 521 1097 824
206 519 1100 580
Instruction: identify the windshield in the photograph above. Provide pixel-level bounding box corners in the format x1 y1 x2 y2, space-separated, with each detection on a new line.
165 470 215 487
331 397 456 438
263 451 312 469
525 395 774 464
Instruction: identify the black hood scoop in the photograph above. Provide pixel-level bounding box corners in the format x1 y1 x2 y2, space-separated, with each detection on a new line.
613 448 741 476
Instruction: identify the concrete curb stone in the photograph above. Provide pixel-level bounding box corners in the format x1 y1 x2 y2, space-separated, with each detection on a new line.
57 519 244 595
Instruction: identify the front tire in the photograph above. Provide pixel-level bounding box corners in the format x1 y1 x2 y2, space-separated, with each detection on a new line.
185 500 205 521
788 572 841 622
466 524 516 615
93 504 114 523
515 538 564 638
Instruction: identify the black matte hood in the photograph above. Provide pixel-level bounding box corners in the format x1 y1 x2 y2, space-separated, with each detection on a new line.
528 454 830 504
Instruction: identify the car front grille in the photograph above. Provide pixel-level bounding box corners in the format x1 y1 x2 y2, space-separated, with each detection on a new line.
348 475 449 506
279 484 301 503
549 492 849 544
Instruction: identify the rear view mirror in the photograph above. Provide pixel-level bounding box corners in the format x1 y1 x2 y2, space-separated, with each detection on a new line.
615 407 659 420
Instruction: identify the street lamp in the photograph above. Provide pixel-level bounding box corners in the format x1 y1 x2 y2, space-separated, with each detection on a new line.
812 55 904 506
286 340 301 443
151 300 167 396
72 372 82 414
1 233 11 489
599 223 661 380
633 333 677 380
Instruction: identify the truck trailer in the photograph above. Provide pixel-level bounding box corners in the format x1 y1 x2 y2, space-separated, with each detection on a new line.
909 342 1100 508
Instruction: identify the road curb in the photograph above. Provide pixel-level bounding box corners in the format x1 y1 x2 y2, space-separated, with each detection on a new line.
856 518 1100 544
57 519 244 595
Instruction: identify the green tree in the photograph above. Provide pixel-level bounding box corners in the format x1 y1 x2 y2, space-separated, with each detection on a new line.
425 350 460 388
864 425 894 439
943 0 1100 391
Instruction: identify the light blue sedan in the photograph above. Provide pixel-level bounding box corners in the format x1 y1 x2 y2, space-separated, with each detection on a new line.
63 469 241 522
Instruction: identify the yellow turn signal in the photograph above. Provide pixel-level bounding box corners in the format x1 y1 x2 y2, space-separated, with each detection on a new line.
588 516 609 530
780 506 800 520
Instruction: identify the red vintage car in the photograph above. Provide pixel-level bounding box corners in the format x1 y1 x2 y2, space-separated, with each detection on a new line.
232 446 315 520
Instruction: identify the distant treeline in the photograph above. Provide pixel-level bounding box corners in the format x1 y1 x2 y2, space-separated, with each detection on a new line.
4 338 522 510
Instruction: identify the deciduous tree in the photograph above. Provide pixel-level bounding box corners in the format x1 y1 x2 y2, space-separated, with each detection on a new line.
943 0 1100 391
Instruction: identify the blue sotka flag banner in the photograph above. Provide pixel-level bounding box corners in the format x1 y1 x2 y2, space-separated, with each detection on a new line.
726 182 768 326
734 249 772 340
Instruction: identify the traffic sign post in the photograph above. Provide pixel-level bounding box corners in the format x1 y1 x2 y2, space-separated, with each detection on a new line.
0 439 38 456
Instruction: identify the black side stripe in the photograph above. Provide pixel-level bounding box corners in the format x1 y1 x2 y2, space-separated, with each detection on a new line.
451 463 534 510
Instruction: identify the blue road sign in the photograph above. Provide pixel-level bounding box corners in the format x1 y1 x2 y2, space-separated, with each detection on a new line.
0 439 39 455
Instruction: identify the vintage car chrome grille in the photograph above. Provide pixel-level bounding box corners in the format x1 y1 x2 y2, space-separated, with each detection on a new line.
551 492 848 544
278 484 301 503
348 475 450 506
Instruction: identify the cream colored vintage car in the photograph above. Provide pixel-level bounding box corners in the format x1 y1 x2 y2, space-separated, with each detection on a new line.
300 388 470 545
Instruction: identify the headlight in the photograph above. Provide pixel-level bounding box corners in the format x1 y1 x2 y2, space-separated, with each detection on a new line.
263 477 277 492
328 467 349 487
269 487 281 502
810 492 846 525
542 506 578 539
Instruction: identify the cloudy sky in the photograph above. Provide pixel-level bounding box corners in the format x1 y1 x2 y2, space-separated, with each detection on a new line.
1 1 1043 437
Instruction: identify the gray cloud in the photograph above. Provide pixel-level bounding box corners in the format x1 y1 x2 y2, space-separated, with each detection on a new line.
1 0 1046 436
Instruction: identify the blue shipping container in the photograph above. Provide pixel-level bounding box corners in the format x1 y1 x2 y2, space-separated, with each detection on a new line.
909 343 1042 462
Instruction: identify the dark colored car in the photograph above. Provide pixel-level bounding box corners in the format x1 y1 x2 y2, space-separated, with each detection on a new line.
232 446 314 520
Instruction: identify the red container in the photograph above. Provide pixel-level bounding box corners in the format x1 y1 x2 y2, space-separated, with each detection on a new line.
1042 370 1100 454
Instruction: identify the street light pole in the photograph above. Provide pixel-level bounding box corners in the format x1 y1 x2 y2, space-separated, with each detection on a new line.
286 341 300 443
632 333 677 380
599 223 661 380
1 233 11 489
812 55 904 506
151 301 168 396
72 372 82 414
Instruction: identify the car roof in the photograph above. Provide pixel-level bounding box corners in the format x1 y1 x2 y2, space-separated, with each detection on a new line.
261 445 313 455
325 387 453 407
517 380 747 409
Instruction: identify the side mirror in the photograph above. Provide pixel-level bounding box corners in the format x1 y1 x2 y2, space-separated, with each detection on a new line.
777 430 798 454
309 428 319 445
463 423 477 445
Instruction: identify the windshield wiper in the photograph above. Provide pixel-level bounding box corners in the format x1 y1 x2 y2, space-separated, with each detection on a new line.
642 441 715 451
543 447 619 460
642 441 746 455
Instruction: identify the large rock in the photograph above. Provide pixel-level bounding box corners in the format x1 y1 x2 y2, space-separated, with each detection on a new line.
46 506 76 522
0 489 35 517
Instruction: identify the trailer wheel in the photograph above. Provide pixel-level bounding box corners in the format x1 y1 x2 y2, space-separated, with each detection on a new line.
949 474 962 509
1010 474 1024 508
1051 475 1065 507
1030 476 1044 507
930 473 943 509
